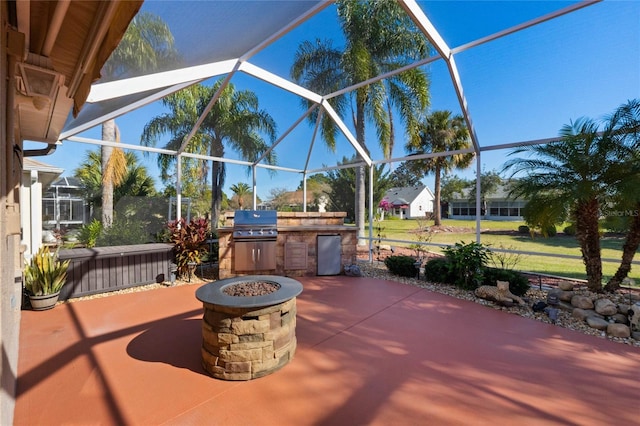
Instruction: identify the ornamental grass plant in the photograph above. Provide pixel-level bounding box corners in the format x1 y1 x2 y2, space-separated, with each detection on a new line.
24 246 70 296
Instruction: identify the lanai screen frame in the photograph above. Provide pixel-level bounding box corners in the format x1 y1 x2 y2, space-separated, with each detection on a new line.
57 0 605 262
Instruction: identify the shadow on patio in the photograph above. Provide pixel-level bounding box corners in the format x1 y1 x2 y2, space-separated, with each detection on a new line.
14 275 640 425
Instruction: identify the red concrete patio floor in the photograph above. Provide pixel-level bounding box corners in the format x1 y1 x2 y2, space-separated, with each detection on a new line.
14 275 640 425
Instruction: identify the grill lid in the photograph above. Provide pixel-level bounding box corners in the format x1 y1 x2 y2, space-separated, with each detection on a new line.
233 210 277 227
233 210 278 239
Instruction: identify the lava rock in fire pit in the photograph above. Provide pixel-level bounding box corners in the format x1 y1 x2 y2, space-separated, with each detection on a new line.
223 281 281 297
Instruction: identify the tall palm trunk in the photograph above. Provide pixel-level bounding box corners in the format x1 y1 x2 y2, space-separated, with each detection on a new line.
575 199 603 292
101 119 116 228
433 163 442 226
210 143 224 228
605 204 640 292
355 101 367 246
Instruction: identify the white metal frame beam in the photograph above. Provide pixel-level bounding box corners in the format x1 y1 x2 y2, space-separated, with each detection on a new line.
56 0 603 229
86 60 237 103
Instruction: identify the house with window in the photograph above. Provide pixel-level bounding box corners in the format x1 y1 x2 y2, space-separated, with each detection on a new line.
42 176 89 230
21 158 64 256
21 159 93 257
380 186 434 219
448 183 527 220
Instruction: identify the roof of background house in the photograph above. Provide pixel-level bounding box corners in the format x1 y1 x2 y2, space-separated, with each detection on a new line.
382 186 433 206
23 158 64 188
23 158 64 174
455 182 517 200
50 176 83 188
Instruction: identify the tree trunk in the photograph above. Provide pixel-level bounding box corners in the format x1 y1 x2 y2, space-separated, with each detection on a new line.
355 166 366 246
210 152 224 228
101 119 116 228
605 205 640 292
433 163 442 226
575 199 603 292
211 164 221 226
355 101 367 246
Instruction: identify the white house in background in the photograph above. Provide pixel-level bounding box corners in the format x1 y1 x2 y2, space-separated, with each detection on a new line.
448 183 527 220
20 158 63 257
380 186 434 219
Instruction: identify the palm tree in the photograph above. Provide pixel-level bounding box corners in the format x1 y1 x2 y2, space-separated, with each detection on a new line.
323 156 391 221
100 12 177 228
405 111 474 226
503 113 628 292
141 80 277 227
230 183 251 210
291 0 430 244
75 149 156 217
603 99 640 291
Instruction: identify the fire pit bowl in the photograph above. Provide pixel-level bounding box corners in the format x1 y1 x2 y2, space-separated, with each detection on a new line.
196 275 303 380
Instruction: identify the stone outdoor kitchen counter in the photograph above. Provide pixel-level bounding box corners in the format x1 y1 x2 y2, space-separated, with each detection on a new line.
217 212 358 279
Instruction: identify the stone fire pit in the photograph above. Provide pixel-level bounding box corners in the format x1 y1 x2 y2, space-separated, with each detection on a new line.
195 275 303 380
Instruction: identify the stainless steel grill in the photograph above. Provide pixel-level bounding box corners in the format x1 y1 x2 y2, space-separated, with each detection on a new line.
232 210 278 272
232 210 278 241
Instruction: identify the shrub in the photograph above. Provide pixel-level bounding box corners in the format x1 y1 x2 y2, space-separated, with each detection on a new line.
168 217 209 279
442 241 491 290
96 217 153 246
544 225 557 237
78 219 102 248
563 224 576 235
488 243 525 270
384 255 419 278
423 257 454 284
517 225 530 234
482 268 530 296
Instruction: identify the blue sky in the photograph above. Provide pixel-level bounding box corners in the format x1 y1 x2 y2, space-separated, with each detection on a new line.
31 0 640 200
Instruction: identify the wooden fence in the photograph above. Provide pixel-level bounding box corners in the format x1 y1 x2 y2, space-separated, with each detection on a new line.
58 243 174 300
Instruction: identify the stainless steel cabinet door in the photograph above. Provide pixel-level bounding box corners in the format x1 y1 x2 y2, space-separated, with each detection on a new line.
235 241 276 271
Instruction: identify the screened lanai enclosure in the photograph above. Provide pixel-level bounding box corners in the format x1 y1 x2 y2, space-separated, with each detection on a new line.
26 0 640 259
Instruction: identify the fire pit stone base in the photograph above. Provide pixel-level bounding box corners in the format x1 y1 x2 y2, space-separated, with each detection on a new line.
200 294 297 380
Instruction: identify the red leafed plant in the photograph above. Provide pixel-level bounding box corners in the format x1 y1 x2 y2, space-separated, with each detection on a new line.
168 217 209 279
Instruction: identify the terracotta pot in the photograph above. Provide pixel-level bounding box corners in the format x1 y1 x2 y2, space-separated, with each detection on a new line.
29 292 60 311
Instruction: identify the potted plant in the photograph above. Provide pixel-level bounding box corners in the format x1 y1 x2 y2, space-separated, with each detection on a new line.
24 246 70 310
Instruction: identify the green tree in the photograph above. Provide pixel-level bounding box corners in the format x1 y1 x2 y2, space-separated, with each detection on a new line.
230 183 252 210
405 110 475 226
602 99 640 291
141 80 277 227
504 100 640 292
100 12 177 228
389 162 423 188
440 175 470 203
468 170 502 202
297 174 330 191
291 0 430 244
75 149 156 217
324 156 392 221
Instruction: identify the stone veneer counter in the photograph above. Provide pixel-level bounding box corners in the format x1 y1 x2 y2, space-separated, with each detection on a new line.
218 212 357 279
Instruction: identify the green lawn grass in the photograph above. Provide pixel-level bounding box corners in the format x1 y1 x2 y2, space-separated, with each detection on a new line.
366 218 640 283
